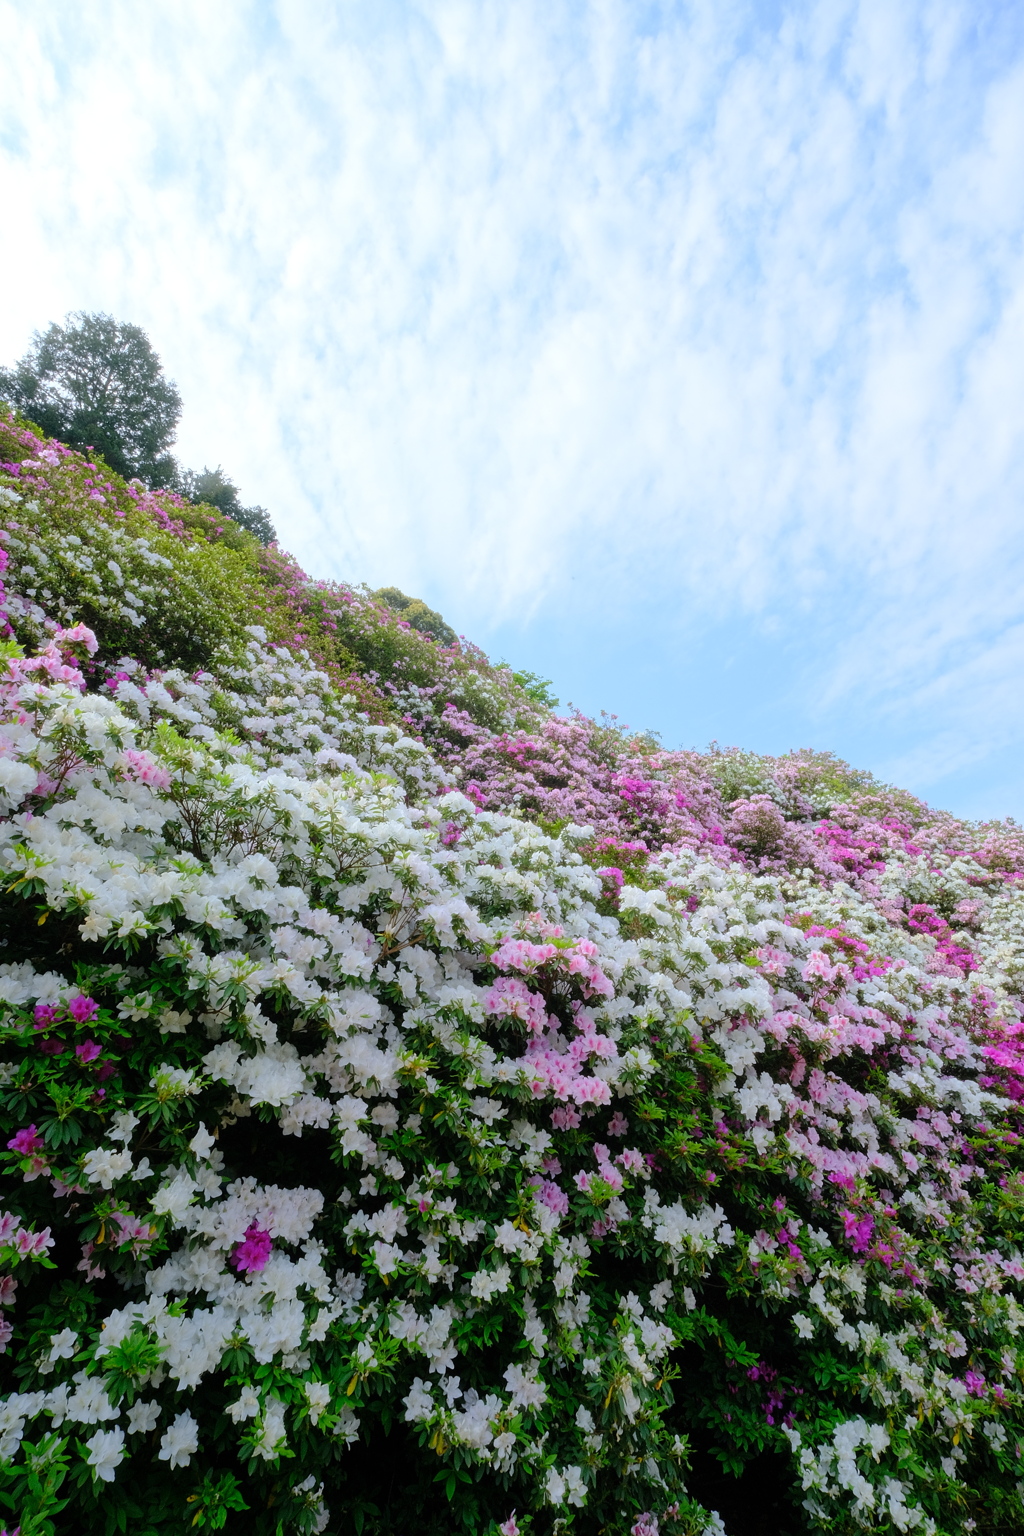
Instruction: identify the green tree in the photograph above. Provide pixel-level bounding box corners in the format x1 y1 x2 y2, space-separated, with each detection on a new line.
179 464 276 545
498 663 560 708
373 586 458 646
0 311 182 485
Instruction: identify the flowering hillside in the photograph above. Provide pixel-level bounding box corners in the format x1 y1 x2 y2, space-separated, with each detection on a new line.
1 410 1024 1536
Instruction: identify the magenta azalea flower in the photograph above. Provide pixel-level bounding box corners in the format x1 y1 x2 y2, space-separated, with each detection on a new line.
842 1210 875 1255
230 1223 273 1274
67 995 99 1024
6 1126 43 1156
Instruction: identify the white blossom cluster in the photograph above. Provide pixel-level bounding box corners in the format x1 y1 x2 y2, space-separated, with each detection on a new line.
0 637 1022 1533
0 476 246 669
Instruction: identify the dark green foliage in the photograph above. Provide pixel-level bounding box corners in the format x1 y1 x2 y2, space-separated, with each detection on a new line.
179 466 277 546
228 504 275 544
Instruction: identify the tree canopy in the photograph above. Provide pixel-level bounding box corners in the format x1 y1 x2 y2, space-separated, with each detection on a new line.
0 311 182 485
373 585 459 646
0 313 277 542
179 464 277 545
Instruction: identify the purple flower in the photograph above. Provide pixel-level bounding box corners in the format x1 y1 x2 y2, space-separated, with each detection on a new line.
230 1223 273 1274
529 1176 570 1216
32 1003 57 1029
842 1210 875 1255
75 1040 102 1064
6 1126 43 1156
596 864 624 890
67 995 99 1024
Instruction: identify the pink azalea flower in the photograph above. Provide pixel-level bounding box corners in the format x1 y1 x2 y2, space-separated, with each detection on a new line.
530 1176 570 1216
120 749 171 790
77 1242 106 1282
6 1126 43 1156
14 1226 53 1257
596 864 624 889
54 620 99 651
596 1163 624 1193
231 1223 273 1274
67 995 99 1024
801 950 835 984
842 1211 875 1255
755 945 790 976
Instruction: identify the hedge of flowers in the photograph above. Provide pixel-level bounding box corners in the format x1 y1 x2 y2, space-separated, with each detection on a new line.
2 414 1024 1536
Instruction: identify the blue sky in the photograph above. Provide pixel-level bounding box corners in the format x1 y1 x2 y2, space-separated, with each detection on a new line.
2 1 1024 819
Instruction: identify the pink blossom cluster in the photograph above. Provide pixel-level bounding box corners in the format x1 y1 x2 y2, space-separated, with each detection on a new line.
118 748 172 791
420 708 1024 997
484 916 619 1113
0 626 97 700
0 1200 54 1316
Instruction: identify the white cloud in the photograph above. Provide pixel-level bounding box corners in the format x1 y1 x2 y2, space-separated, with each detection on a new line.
1 0 1023 812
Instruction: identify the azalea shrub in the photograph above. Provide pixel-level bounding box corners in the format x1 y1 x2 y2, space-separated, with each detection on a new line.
2 419 1024 1536
0 412 539 736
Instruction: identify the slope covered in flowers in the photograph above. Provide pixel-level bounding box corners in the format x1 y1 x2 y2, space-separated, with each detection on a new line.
1 411 1024 1536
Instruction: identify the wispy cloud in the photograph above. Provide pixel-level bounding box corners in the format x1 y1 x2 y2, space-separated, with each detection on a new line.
1 0 1023 814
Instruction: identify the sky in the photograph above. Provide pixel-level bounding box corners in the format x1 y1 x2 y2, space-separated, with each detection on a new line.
1 1 1024 820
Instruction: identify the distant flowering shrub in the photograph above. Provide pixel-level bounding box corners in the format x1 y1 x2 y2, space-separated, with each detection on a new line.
0 413 538 737
3 416 1024 1534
